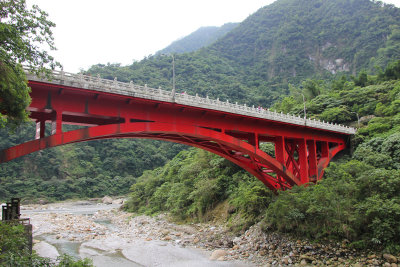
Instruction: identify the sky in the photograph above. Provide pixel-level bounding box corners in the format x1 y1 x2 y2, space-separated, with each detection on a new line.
26 0 276 72
26 0 400 73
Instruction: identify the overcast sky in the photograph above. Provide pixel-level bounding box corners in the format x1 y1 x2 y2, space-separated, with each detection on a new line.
26 0 400 73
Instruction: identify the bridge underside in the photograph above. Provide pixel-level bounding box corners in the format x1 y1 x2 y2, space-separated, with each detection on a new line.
0 122 345 191
0 81 349 191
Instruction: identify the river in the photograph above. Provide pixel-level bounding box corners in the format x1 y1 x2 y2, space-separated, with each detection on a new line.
21 199 253 267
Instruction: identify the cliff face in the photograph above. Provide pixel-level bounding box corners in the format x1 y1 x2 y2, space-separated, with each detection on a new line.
208 0 400 81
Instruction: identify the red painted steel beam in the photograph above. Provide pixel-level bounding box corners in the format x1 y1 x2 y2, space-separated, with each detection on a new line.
0 80 352 190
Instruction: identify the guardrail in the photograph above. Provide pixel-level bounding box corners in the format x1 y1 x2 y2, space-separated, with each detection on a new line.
24 68 356 135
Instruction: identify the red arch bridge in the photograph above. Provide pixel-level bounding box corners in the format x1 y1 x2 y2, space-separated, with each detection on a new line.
0 69 356 191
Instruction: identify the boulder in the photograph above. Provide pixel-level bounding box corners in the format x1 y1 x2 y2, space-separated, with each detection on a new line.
102 196 113 204
33 241 59 259
112 199 124 205
383 254 398 263
209 249 227 260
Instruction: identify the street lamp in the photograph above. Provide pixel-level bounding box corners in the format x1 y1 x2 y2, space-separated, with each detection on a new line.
160 53 176 102
172 54 176 102
301 93 307 120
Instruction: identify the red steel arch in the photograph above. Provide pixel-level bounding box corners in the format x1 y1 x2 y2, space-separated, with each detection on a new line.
0 79 352 191
1 122 301 190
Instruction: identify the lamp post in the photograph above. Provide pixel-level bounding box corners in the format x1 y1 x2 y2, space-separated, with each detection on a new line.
161 53 176 102
301 93 307 121
172 54 176 102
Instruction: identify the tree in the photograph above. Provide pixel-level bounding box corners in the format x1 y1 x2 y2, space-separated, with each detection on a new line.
0 0 60 129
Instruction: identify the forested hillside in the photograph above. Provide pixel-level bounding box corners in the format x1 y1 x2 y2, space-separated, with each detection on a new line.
1 0 399 209
156 23 239 55
125 61 400 251
86 0 400 106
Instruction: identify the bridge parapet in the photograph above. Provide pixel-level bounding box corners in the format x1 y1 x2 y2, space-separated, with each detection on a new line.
24 68 356 135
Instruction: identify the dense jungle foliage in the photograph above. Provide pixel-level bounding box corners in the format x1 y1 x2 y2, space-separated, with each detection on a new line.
125 61 400 251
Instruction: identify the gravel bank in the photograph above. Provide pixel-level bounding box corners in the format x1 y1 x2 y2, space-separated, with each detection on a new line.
22 199 400 266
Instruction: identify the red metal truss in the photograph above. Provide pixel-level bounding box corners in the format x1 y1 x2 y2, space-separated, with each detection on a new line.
0 80 351 191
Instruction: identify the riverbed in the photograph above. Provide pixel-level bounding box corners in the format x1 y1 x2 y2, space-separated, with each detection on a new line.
21 199 253 267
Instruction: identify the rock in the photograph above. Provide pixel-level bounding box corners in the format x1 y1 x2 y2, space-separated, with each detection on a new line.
112 199 124 205
384 254 398 263
216 256 225 261
259 250 267 256
38 199 48 205
145 237 152 241
33 241 59 259
300 254 315 263
209 249 227 260
102 196 113 204
161 229 170 236
193 237 200 244
385 263 392 267
300 259 307 266
392 263 398 267
282 256 289 265
352 263 362 267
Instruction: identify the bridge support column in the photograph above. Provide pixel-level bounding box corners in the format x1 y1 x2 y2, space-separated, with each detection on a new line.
321 141 329 158
274 136 286 165
249 133 260 149
307 140 317 181
35 120 46 139
51 111 63 135
274 136 286 187
298 139 309 184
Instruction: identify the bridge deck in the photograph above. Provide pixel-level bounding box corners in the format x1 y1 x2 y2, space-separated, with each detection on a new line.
25 68 355 135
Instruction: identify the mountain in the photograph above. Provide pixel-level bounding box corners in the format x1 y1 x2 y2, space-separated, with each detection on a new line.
87 0 400 106
156 23 239 55
207 0 400 90
1 0 400 203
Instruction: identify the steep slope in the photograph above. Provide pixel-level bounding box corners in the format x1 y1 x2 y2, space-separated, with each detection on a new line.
156 23 239 55
207 0 400 91
87 0 400 106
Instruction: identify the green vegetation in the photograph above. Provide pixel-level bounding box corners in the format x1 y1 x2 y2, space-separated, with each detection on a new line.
0 0 60 129
125 61 400 252
0 222 93 266
124 148 274 229
265 62 400 251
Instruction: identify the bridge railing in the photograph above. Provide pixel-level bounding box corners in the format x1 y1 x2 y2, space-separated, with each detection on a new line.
24 68 356 135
